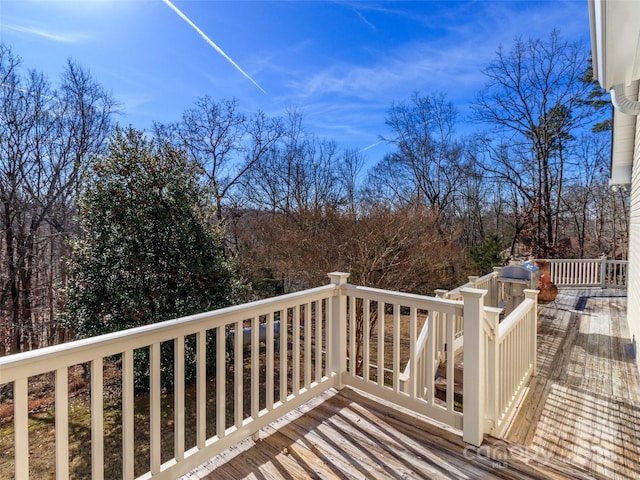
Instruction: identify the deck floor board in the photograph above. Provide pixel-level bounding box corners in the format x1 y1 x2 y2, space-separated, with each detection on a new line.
184 388 606 480
504 288 640 480
183 288 639 480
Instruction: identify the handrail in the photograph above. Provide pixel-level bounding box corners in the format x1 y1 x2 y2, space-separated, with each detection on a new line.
0 284 337 384
499 296 534 338
443 270 500 306
2 283 339 480
1 259 626 478
537 257 627 288
490 291 538 435
340 284 466 431
342 284 463 315
1 275 485 478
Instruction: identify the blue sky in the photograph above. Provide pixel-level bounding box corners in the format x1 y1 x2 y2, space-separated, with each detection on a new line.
0 0 591 163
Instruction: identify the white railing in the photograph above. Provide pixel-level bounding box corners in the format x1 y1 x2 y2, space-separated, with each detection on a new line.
0 272 494 479
442 270 501 307
425 270 500 368
540 257 628 288
485 290 538 436
1 281 339 480
403 269 537 440
340 284 465 429
2 259 623 478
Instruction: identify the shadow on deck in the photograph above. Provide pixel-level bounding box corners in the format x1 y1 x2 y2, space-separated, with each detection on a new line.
184 288 640 480
184 386 602 480
504 288 640 480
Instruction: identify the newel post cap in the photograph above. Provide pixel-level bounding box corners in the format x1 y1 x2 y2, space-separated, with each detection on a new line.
524 289 539 301
460 287 487 299
328 272 350 285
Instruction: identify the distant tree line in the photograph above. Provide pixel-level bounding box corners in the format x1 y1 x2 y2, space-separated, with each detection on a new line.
0 45 116 353
0 31 626 355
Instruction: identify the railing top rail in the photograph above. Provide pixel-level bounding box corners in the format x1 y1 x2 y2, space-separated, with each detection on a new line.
537 258 627 263
444 270 498 298
498 297 535 339
476 270 500 282
342 284 463 315
440 281 472 299
0 283 336 383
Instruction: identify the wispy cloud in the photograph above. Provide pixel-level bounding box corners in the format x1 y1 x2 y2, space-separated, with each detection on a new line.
288 1 588 105
0 82 33 95
161 0 266 94
4 24 88 43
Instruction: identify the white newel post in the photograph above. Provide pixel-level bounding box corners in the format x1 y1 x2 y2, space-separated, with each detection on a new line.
329 272 349 389
491 267 502 307
461 287 487 447
484 308 501 435
600 254 608 288
525 289 539 375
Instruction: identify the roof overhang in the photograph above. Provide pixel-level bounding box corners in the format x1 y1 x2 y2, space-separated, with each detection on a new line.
589 0 640 186
589 0 640 91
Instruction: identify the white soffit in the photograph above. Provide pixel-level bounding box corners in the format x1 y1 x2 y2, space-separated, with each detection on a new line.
610 101 635 185
591 0 640 90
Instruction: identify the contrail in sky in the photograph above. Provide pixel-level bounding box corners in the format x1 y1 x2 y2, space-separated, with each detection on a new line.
0 83 32 95
0 82 55 101
161 0 266 94
359 141 383 153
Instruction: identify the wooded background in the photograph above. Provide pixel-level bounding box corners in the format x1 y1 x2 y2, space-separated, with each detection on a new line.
0 33 627 355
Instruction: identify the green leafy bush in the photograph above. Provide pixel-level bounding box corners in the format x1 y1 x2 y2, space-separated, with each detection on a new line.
65 127 242 389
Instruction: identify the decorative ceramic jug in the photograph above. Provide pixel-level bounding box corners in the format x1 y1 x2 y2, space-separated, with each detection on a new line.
534 260 558 303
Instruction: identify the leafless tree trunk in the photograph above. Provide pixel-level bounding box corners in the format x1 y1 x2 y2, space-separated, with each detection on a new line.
158 97 283 228
472 32 599 256
379 92 465 231
0 49 115 354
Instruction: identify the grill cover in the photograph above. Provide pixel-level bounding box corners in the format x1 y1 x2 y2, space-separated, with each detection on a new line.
500 261 539 281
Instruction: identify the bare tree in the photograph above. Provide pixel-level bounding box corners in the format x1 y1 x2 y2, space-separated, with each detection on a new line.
161 96 283 224
0 48 116 354
363 153 416 208
558 133 609 257
337 148 365 216
472 31 602 256
380 92 465 229
242 109 342 215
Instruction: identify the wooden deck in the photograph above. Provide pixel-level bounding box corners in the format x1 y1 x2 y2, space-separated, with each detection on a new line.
183 386 603 480
183 288 640 480
504 288 640 480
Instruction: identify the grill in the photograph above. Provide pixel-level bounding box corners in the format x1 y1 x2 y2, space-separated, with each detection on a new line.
498 260 540 314
499 261 539 289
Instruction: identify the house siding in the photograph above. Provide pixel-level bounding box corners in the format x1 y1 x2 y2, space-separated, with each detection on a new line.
628 82 640 369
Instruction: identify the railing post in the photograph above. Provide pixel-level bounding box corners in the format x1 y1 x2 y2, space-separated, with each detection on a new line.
14 378 29 480
461 287 487 447
328 272 349 389
484 308 501 435
468 276 479 288
434 289 448 299
600 254 608 288
491 267 503 308
434 289 448 362
524 289 539 375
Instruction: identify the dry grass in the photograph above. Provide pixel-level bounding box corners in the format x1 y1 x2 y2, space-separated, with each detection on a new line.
0 346 317 479
0 311 434 478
